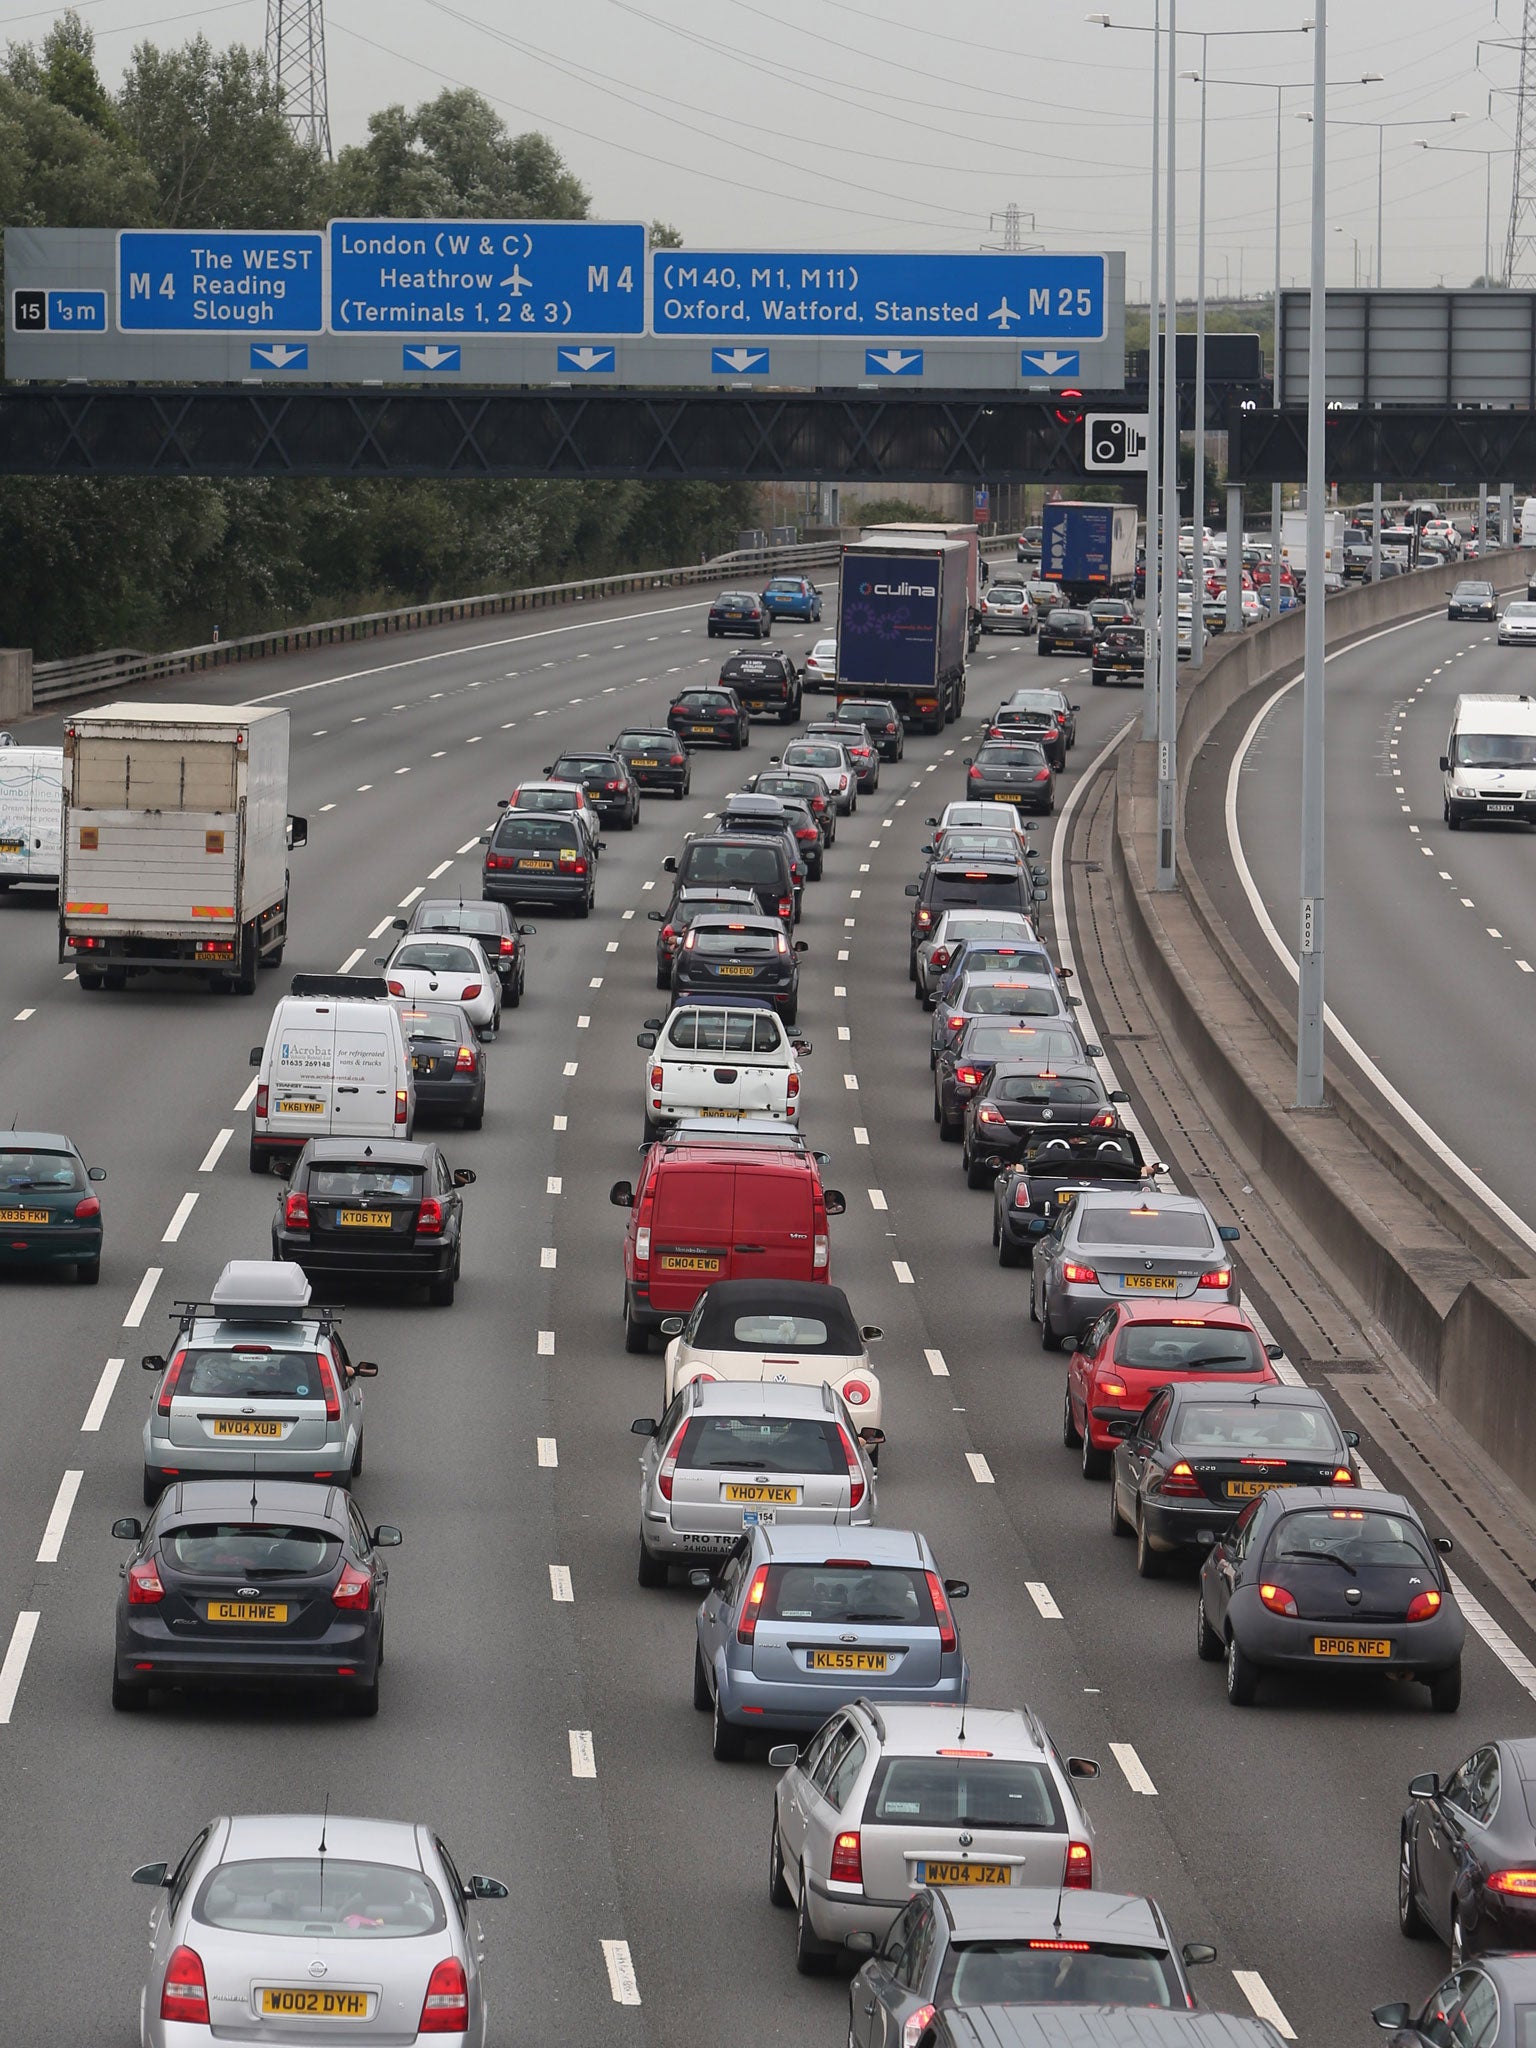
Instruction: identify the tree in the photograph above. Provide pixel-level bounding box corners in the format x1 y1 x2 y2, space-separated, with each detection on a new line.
0 75 155 227
328 89 587 221
6 11 117 135
649 219 683 249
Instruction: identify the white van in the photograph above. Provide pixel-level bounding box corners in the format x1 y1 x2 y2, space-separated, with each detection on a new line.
0 745 63 890
1520 496 1536 545
1441 694 1536 830
248 973 414 1172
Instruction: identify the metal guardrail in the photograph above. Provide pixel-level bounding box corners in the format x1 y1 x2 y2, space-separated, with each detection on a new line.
30 540 846 709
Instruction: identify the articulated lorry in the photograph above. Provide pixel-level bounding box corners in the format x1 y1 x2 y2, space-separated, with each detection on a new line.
862 522 985 652
1040 502 1138 600
836 535 970 733
59 702 306 993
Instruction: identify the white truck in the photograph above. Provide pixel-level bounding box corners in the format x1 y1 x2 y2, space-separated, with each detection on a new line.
59 702 305 993
1279 510 1344 579
0 744 63 892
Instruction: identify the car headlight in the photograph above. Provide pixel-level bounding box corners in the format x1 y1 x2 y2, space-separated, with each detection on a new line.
1454 786 1477 798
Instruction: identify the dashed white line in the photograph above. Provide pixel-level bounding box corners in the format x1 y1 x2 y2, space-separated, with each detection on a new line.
564 1059 580 1075
843 1073 859 1090
0 1612 39 1724
356 783 372 792
867 1188 888 1210
601 1939 641 2006
122 1267 162 1329
966 1452 996 1484
368 916 395 940
1233 1970 1295 2041
13 1008 33 1022
838 1026 851 1041
432 750 446 759
82 1358 123 1432
1025 1582 1061 1619
859 862 870 872
1462 897 1475 907
843 916 856 929
541 1246 557 1269
838 948 849 961
394 766 411 776
398 886 423 908
162 1193 199 1243
337 948 365 974
547 1175 563 1195
36 1471 83 1564
538 1329 556 1355
1488 928 1503 938
569 1729 596 1777
589 976 604 989
850 888 862 899
428 860 453 880
1520 960 1533 973
319 803 336 812
577 1016 590 1030
466 734 482 743
549 1564 573 1602
553 1114 568 1131
853 1126 869 1144
537 1438 558 1468
457 838 481 854
834 984 846 997
924 1348 950 1379
607 941 620 952
1110 1741 1157 1794
198 1129 233 1173
892 1260 914 1284
235 1076 259 1113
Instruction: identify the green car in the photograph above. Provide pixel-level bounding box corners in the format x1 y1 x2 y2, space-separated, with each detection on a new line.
0 1130 105 1283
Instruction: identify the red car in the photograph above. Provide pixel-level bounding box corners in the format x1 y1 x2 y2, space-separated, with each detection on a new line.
1063 1303 1282 1479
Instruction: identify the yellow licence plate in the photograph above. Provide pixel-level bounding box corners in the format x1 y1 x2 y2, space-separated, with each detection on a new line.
632 758 658 767
1122 1274 1177 1291
518 859 554 870
260 1990 369 2018
0 1208 48 1223
208 1600 289 1623
0 840 22 853
696 1107 744 1118
211 1418 284 1437
724 1483 802 1504
918 1862 1010 1886
1314 1635 1392 1658
1226 1478 1282 1498
658 1254 721 1272
338 1209 392 1227
808 1649 890 1672
279 1100 325 1114
690 724 713 733
996 792 1023 802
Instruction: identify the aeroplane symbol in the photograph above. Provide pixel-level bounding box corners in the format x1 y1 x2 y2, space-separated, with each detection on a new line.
988 297 1021 331
499 267 532 296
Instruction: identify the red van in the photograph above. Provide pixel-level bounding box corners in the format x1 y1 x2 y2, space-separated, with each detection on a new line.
609 1121 846 1353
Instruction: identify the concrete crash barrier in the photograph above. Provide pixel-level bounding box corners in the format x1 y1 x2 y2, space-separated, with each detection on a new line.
1110 547 1536 1505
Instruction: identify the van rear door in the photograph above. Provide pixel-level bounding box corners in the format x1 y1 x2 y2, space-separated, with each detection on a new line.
649 1162 736 1311
732 1163 818 1284
331 1007 404 1139
265 1007 338 1140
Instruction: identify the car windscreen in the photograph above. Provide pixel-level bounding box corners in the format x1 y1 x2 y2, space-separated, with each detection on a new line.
1452 732 1536 768
195 1859 446 1939
310 1165 425 1202
167 1522 338 1575
397 1007 466 1042
1115 1324 1262 1370
1172 1402 1341 1453
391 943 479 974
948 1943 1178 2009
960 983 1059 1016
930 875 1027 911
993 1074 1102 1104
1076 1206 1215 1250
179 1348 321 1398
679 843 782 888
493 816 578 850
666 1010 782 1054
0 1148 83 1190
1268 1507 1433 1567
867 1757 1063 1831
689 926 780 958
677 1414 842 1474
759 1563 937 1626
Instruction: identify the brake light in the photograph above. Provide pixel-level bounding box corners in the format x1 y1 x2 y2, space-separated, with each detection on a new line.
682 928 697 952
386 979 405 996
660 925 678 951
670 754 686 766
1013 1182 1033 1209
458 982 482 1002
1197 1267 1232 1290
156 1348 188 1416
670 704 686 718
837 1423 866 1509
1407 1589 1443 1622
968 766 983 781
915 908 933 930
255 1081 269 1118
658 1420 691 1501
316 1351 342 1422
394 1089 409 1126
977 1105 1006 1127
955 1065 982 1088
418 1957 469 2034
485 851 513 870
925 1570 957 1653
737 1562 771 1642
605 780 624 791
903 2006 938 2048
1259 1582 1298 1616
946 1013 966 1033
1100 1377 1128 1398
1065 1841 1093 1889
160 1947 209 2025
499 935 515 955
416 1196 444 1237
787 1071 800 1102
778 898 793 919
127 1557 164 1604
73 1194 101 1220
1331 1466 1357 1485
1161 1460 1202 1497
929 947 951 969
829 1830 863 1885
813 1232 828 1270
455 1045 477 1072
841 1378 871 1407
332 1560 372 1610
1030 1939 1092 1951
1034 769 1051 782
284 1190 310 1230
797 825 816 842
1062 1261 1098 1285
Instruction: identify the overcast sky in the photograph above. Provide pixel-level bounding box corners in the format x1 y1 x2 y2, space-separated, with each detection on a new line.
28 0 1515 295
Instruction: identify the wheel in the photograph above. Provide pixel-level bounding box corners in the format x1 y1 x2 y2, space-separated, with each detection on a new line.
463 1105 484 1131
1135 1511 1164 1577
1224 1630 1259 1705
427 1257 457 1307
769 1817 792 1908
795 1869 831 1974
693 1643 712 1712
1429 1661 1463 1714
1448 810 1463 830
712 1688 746 1762
732 731 743 751
76 1256 101 1286
998 1233 1022 1268
1196 1590 1223 1662
914 975 927 1003
1109 1475 1132 1538
908 949 918 983
656 963 672 990
624 1298 651 1354
351 1434 364 1479
505 973 522 1010
263 941 285 969
248 1137 267 1174
103 968 127 991
234 926 259 996
142 1469 161 1509
77 968 103 990
782 1001 798 1027
938 1113 960 1145
344 1673 380 1717
1062 1382 1081 1448
1398 1834 1430 1938
637 1540 668 1589
1039 1294 1064 1350
575 891 592 919
111 1670 148 1712
963 1148 991 1191
1081 1425 1109 1481
642 1114 663 1144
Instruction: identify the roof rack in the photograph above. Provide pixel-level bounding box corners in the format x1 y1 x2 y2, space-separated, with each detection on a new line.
170 1259 341 1329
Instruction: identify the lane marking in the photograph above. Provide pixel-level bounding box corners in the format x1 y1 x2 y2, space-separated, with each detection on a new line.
369 915 395 939
843 1073 859 1090
925 1347 949 1376
966 1451 996 1483
0 1612 39 1724
161 1193 198 1243
13 1008 33 1022
1110 1740 1157 1793
607 941 620 952
577 1015 590 1030
538 1330 555 1354
457 838 480 854
1025 1581 1061 1618
1488 928 1503 938
235 1077 258 1112
838 1026 851 1041
563 1060 580 1076
394 766 411 776
541 1246 557 1268
537 1437 558 1467
893 1260 914 1283
428 859 453 880
589 976 604 989
853 1126 869 1144
547 1175 563 1195
398 886 423 908
356 783 372 792
601 1939 641 2007
838 948 849 961
36 1470 83 1563
867 1188 888 1210
570 1729 597 1777
122 1267 162 1329
1233 1970 1296 2041
834 985 846 997
550 1564 573 1602
337 947 365 974
1449 1572 1536 1704
553 1114 568 1131
1521 961 1533 973
198 1129 233 1172
82 1358 123 1432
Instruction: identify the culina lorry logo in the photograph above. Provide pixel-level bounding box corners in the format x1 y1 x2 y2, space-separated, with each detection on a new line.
859 580 937 597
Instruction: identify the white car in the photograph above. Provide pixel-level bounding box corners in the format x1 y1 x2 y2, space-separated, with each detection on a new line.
382 935 500 1034
498 781 601 854
637 1000 807 1139
913 906 1039 1003
777 739 858 815
802 637 838 693
1422 519 1462 558
1498 602 1536 645
659 1279 885 1434
925 800 1033 852
979 586 1035 634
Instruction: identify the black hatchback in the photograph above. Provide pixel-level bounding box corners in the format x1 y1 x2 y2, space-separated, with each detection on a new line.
271 1137 476 1307
109 1477 400 1715
481 811 594 916
672 912 808 1019
962 1060 1129 1187
546 750 641 828
668 686 751 750
708 590 771 638
391 1001 486 1130
613 728 692 799
1093 625 1147 683
832 697 906 762
964 738 1055 812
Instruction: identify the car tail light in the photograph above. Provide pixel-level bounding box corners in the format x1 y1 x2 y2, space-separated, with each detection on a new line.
1100 1377 1128 1398
156 1348 188 1417
829 1831 863 1885
841 1378 872 1408
955 1065 982 1089
813 1232 828 1270
1056 710 1068 723
811 794 826 812
160 1946 209 2025
486 851 513 870
1062 1261 1097 1285
737 1562 771 1643
455 1045 477 1073
332 1560 373 1611
670 704 686 718
418 1956 469 2034
634 1223 651 1259
787 1071 800 1102
1406 1589 1442 1621
1198 1267 1232 1290
1161 1460 1203 1497
459 983 482 1002
647 1064 665 1096
1012 1181 1033 1209
657 1420 691 1501
561 854 588 876
386 979 405 996
660 925 677 952
976 1105 1007 1128
968 766 983 781
394 1089 409 1126
73 1194 101 1220
925 1570 957 1653
670 753 686 766
946 1013 967 1033
1089 1110 1116 1129
682 928 698 953
1488 1868 1536 1895
127 1557 164 1604
1331 1466 1357 1486
929 947 951 970
797 826 816 843
605 780 624 791
284 1190 310 1230
778 897 793 919
1259 1582 1297 1617
836 1423 866 1509
316 1352 342 1422
1034 769 1051 782
416 1196 444 1237
1065 1842 1093 1889
903 2007 938 2048
499 935 515 955
915 908 933 930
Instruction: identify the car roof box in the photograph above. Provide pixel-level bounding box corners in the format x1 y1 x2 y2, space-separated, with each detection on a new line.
209 1260 313 1320
289 972 391 999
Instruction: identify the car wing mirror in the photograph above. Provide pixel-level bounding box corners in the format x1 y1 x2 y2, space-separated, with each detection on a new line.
1066 1756 1100 1779
823 1189 846 1216
609 1181 635 1207
1180 1941 1217 1968
792 1038 811 1056
352 1360 379 1378
287 814 308 849
857 1426 886 1447
371 1525 403 1548
468 1875 509 1900
496 797 510 808
111 1516 144 1541
658 1316 686 1337
478 830 492 844
942 1578 969 1599
519 923 538 936
662 855 678 872
688 1568 714 1589
1109 1089 1130 1103
451 1168 476 1188
88 1165 106 1181
1371 2005 1412 2034
1104 1415 1137 1440
1438 755 1450 771
141 1354 166 1373
1343 1429 1360 1448
1434 1536 1454 1555
1408 1772 1441 1800
391 916 408 931
249 1047 263 1067
924 815 938 826
1028 1216 1050 1234
131 1861 169 1888
859 1325 884 1343
793 940 810 954
631 1417 659 1436
647 909 664 921
961 756 973 767
637 1032 657 1050
1218 1225 1240 1242
844 1929 877 1955
904 884 920 898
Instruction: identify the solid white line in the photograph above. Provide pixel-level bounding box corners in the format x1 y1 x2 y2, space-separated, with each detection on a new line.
122 1267 161 1329
1233 1969 1296 2040
569 1729 597 1778
82 1357 124 1431
398 886 423 908
457 837 480 854
966 1451 995 1483
198 1128 233 1172
337 948 365 975
0 1612 39 1724
36 1471 83 1563
428 859 453 880
1449 1572 1536 1705
549 1564 573 1602
541 1246 557 1268
925 1348 949 1376
538 1330 555 1355
1110 1740 1157 1793
867 1188 887 1210
234 1077 258 1112
601 1938 641 2006
1025 1581 1061 1618
161 1193 198 1243
892 1260 913 1283
537 1438 558 1467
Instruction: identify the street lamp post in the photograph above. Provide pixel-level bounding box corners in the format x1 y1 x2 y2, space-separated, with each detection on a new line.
1297 2 1328 1109
1157 0 1178 890
1415 141 1513 286
1297 111 1470 286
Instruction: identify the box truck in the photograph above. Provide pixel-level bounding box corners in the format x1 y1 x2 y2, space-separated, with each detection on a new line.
1040 502 1138 599
836 537 970 733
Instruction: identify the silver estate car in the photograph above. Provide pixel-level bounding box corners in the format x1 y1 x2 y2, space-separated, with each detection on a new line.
632 1378 881 1588
1031 1191 1240 1350
133 1812 507 2048
769 1701 1100 1970
140 1262 373 1507
913 907 1038 1005
693 1525 969 1762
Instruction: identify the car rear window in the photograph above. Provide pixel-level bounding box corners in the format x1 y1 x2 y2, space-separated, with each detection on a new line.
690 928 780 958
962 984 1059 1016
731 1313 831 1347
952 946 1049 978
1115 1324 1262 1370
1270 1508 1432 1566
681 693 732 711
493 816 579 850
179 1348 321 1398
678 1414 843 1474
964 1023 1081 1064
680 843 783 889
785 746 844 768
760 1563 936 1625
1174 1403 1341 1453
978 742 1047 764
666 1010 782 1053
1076 1207 1215 1250
511 788 579 811
417 907 501 937
167 1522 338 1574
392 943 480 974
867 1757 1062 1831
934 836 1023 866
195 1859 446 1939
948 1943 1177 2008
310 1165 424 1202
930 875 1027 912
617 732 675 749
994 1075 1102 1104
0 1148 83 1190
397 1007 465 1041
552 756 615 776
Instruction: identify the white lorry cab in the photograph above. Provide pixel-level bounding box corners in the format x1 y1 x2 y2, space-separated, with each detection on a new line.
1441 694 1536 830
248 973 414 1173
0 745 63 891
636 996 809 1141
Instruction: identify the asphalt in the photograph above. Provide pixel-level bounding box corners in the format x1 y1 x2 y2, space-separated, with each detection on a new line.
1 581 1531 2047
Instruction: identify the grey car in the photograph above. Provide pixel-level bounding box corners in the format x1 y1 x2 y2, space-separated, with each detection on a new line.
1031 1190 1240 1350
914 910 1039 1005
131 1811 506 2048
691 1524 970 1762
631 1378 880 1587
139 1261 372 1507
930 969 1071 1069
769 1701 1099 1970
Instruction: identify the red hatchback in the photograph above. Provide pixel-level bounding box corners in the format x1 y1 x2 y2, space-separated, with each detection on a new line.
1063 1303 1282 1479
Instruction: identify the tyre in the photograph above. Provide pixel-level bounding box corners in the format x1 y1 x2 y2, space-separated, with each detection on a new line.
76 1256 101 1287
1062 1382 1081 1448
1196 1590 1223 1661
1109 1475 1132 1538
1399 1835 1430 1938
1429 1661 1463 1714
111 1670 148 1712
712 1688 747 1762
428 1267 456 1308
77 968 104 990
1135 1511 1164 1578
1039 1296 1063 1350
795 1870 830 1974
781 702 796 726
998 1233 1022 1268
351 1434 364 1480
624 1299 651 1354
248 1137 267 1174
769 1818 792 1908
142 1469 162 1509
1224 1631 1259 1705
1448 810 1463 830
463 1104 484 1131
938 1114 960 1145
234 926 259 996
963 1148 991 1191
693 1643 712 1711
104 968 127 991
656 964 672 990
908 949 918 983
732 731 743 751
1081 1426 1109 1481
345 1673 381 1718
575 891 592 919
637 1540 668 1589
505 974 522 1010
782 1001 798 1028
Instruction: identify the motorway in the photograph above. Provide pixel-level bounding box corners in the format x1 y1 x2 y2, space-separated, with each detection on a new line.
3 578 1535 2047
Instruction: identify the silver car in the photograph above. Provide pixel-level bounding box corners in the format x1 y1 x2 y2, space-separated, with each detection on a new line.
777 739 859 815
1031 1191 1240 1350
140 1261 372 1507
913 908 1038 1005
929 969 1071 1069
769 1701 1099 1970
132 1811 506 2047
633 1377 880 1587
1498 602 1536 645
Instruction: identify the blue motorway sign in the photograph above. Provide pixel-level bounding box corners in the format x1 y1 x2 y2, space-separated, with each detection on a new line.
330 221 645 334
652 251 1107 341
117 231 322 332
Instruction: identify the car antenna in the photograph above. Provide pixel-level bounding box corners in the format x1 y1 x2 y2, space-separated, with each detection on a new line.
317 1791 329 1916
1053 1867 1066 1939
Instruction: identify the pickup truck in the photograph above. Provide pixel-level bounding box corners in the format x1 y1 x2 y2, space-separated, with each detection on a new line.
637 996 810 1142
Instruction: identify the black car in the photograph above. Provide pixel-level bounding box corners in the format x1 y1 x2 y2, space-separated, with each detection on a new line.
992 1133 1154 1266
481 810 595 916
393 897 532 1006
545 750 641 828
668 686 751 750
720 648 802 723
1037 608 1097 656
272 1137 476 1307
1088 598 1137 631
714 795 807 907
834 696 906 761
933 1016 1095 1142
109 1478 399 1716
663 833 797 923
671 912 807 1020
707 589 771 639
1448 580 1498 621
1198 1485 1464 1710
806 719 879 793
963 738 1055 813
743 768 837 845
0 1128 106 1285
961 1061 1129 1188
1399 1740 1536 1963
612 728 693 800
991 690 1076 767
1093 625 1146 684
1108 1382 1360 1576
1374 1954 1536 2046
906 861 1045 980
649 884 761 990
772 793 826 879
392 1001 486 1129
